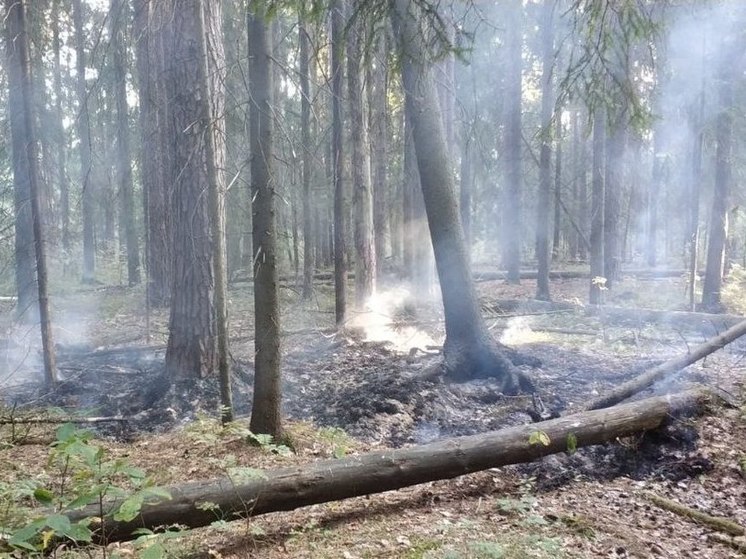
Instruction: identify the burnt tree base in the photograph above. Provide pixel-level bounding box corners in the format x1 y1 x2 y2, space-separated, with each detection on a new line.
442 335 537 394
66 389 713 544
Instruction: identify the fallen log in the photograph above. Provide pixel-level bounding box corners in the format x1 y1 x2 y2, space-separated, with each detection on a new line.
485 298 745 334
67 389 713 543
584 319 746 411
0 415 131 425
474 269 693 282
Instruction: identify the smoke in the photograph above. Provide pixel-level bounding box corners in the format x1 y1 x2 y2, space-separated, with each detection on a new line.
348 287 438 353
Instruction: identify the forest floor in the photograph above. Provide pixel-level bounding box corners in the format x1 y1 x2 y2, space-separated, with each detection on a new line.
1 269 746 558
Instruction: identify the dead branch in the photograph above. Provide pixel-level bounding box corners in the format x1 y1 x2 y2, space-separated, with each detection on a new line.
644 492 745 537
0 416 132 425
585 318 746 410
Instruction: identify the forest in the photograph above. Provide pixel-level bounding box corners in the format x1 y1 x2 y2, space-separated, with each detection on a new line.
1 0 746 557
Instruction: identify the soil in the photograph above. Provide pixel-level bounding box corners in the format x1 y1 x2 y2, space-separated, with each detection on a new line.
1 274 745 558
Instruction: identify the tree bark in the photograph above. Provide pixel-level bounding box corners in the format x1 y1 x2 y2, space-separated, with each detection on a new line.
68 389 713 543
392 0 532 392
248 5 282 438
584 319 746 411
164 0 222 380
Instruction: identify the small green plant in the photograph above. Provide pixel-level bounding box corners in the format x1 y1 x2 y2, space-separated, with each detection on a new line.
528 430 550 446
318 426 351 459
1 424 170 555
468 540 505 558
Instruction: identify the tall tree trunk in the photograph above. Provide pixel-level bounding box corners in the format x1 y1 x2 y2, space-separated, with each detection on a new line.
535 0 554 302
688 73 705 312
299 18 314 300
460 134 472 247
604 120 624 290
110 0 140 285
134 0 172 307
648 122 665 268
701 68 733 312
5 0 37 321
391 0 533 393
589 110 605 305
369 34 388 277
501 0 523 283
248 5 282 438
347 8 375 306
331 0 347 325
4 0 57 384
51 0 70 260
577 110 589 262
164 0 221 381
72 0 95 283
552 118 563 261
195 0 231 422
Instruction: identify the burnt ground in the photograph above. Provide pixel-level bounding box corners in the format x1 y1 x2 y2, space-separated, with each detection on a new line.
1 274 746 557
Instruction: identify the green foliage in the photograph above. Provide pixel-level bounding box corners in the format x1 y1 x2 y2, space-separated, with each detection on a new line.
528 430 551 447
0 424 170 554
185 414 291 456
566 433 578 455
318 426 352 459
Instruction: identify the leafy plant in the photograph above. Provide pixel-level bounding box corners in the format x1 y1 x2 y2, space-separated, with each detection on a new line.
1 424 170 555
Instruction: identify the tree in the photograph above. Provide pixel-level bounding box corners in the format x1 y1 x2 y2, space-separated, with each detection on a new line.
589 109 605 305
701 56 734 312
51 0 70 259
331 0 347 326
391 0 533 392
72 0 95 283
4 0 57 385
501 0 523 284
163 0 224 381
133 0 172 307
535 0 554 302
109 0 140 286
347 4 375 306
299 16 314 300
248 4 282 438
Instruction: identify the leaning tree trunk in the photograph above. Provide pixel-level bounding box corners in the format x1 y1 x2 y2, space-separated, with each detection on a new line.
68 389 713 543
391 0 532 393
4 0 57 385
248 4 282 438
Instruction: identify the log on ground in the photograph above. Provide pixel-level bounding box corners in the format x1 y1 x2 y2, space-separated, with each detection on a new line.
584 319 746 410
67 389 713 543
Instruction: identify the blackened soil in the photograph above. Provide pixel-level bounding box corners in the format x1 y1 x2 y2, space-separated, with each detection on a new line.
1 337 708 484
